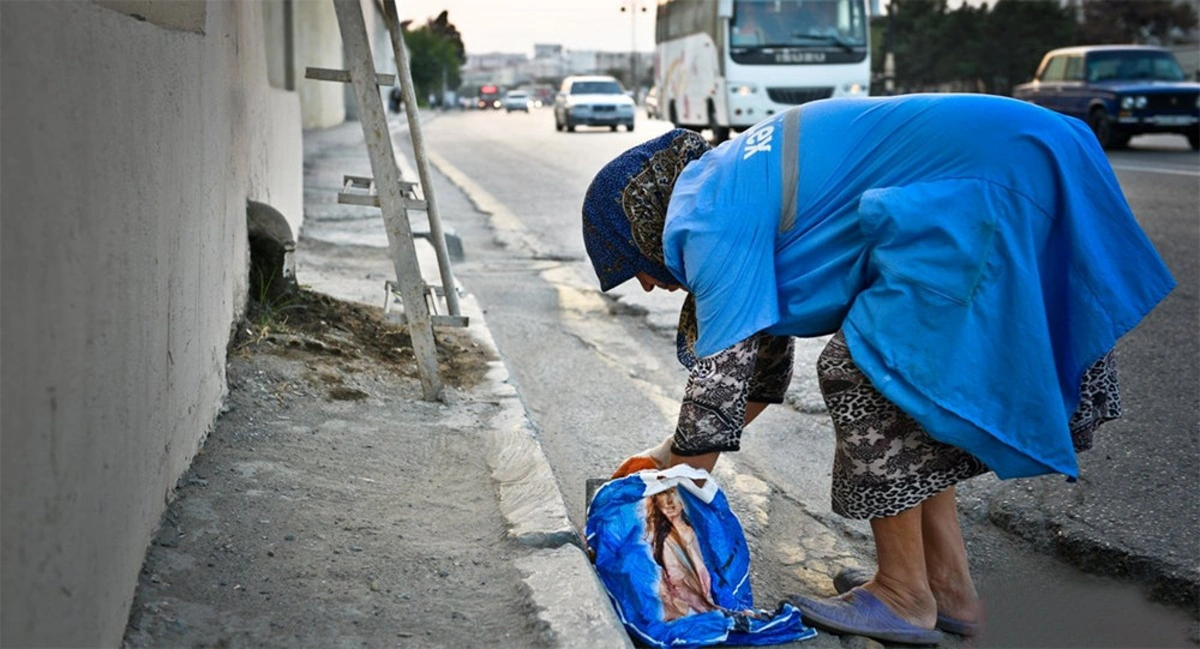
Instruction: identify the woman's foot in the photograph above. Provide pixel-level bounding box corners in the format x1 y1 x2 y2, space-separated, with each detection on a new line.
927 572 981 635
862 573 939 631
788 587 943 646
834 566 981 636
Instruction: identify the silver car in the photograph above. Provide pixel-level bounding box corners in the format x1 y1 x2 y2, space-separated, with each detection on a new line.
502 90 531 113
554 75 636 133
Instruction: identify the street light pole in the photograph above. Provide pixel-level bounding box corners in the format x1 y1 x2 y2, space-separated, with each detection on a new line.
885 0 895 95
620 1 648 99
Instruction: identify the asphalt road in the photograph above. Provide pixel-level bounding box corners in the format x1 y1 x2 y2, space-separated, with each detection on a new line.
393 107 1199 647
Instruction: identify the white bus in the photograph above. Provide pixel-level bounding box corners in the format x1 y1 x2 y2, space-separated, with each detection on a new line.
654 0 871 142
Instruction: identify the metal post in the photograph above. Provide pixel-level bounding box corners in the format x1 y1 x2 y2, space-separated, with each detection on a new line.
622 1 646 97
885 0 896 95
381 0 461 319
331 0 443 400
629 4 637 93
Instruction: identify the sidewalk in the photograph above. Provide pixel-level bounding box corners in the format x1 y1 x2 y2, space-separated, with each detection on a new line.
121 120 631 648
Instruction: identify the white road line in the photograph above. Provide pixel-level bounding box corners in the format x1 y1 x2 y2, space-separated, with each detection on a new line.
1110 163 1200 177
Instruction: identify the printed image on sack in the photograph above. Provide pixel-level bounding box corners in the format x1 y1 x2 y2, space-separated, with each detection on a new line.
645 488 720 620
586 466 816 648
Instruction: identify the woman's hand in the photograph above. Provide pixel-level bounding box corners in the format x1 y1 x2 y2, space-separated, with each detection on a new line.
610 434 675 479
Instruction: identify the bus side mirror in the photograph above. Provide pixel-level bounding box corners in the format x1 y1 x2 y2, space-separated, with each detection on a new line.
717 0 732 18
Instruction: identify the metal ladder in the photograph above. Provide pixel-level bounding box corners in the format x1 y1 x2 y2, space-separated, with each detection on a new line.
306 0 467 401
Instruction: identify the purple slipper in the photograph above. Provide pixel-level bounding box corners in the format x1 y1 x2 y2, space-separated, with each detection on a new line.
787 587 944 646
833 566 980 637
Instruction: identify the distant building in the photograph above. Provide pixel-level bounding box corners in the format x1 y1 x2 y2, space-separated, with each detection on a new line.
565 49 599 75
534 43 563 60
464 51 528 73
458 47 652 91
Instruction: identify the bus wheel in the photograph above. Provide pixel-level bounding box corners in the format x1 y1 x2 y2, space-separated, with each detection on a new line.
708 101 730 144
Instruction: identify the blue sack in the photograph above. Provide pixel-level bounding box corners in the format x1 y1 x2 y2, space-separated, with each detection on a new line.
585 465 816 648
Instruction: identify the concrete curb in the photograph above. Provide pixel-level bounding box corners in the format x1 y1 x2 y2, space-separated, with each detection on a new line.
412 220 632 649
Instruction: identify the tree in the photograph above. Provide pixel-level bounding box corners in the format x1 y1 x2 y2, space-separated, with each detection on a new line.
1077 0 1199 45
986 0 1077 94
888 0 942 91
401 11 466 105
874 0 1078 96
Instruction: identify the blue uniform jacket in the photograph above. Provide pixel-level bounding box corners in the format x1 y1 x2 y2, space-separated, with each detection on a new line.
662 94 1175 479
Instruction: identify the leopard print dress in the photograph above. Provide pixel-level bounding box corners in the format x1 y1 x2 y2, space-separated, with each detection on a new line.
819 330 1122 519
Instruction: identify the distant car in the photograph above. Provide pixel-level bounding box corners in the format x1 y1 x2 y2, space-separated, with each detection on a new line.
1013 45 1200 150
477 84 502 110
645 85 660 120
554 75 636 133
503 90 531 113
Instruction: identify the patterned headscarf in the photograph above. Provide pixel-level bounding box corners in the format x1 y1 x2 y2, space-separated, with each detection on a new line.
581 129 711 291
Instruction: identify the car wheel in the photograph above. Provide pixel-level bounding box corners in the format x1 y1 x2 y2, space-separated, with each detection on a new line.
626 123 635 132
610 125 618 132
1087 107 1125 149
567 122 576 132
1188 129 1200 151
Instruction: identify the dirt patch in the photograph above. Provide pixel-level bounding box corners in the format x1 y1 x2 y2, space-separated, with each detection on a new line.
122 289 554 648
234 287 490 390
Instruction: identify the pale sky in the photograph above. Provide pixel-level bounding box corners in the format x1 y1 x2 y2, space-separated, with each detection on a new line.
394 0 660 55
391 0 993 55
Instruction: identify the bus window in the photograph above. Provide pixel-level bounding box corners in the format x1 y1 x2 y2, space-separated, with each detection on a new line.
732 0 865 47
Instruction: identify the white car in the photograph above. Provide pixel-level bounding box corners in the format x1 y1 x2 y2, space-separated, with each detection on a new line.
502 90 531 113
554 75 636 132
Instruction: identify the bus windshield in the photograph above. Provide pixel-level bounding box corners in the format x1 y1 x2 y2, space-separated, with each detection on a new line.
730 0 867 49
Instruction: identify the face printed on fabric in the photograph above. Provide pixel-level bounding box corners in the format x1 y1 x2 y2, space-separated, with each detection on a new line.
653 490 684 520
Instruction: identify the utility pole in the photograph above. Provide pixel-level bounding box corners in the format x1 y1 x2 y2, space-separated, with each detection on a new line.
620 1 648 98
885 0 896 95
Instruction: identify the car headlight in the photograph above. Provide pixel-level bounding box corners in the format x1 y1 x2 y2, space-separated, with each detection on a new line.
729 82 757 96
843 82 866 95
1120 95 1147 110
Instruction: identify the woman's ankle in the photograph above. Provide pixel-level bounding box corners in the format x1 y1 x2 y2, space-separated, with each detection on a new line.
863 576 938 629
927 576 980 622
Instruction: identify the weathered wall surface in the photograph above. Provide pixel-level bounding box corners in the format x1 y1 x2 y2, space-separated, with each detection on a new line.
0 1 302 646
295 0 347 129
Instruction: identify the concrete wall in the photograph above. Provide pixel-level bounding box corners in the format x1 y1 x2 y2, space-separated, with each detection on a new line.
0 1 302 646
296 0 347 129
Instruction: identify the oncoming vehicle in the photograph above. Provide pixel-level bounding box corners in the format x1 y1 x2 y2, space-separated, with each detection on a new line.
477 84 502 110
656 0 870 142
554 75 637 132
1013 45 1200 150
645 85 661 119
503 90 531 113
